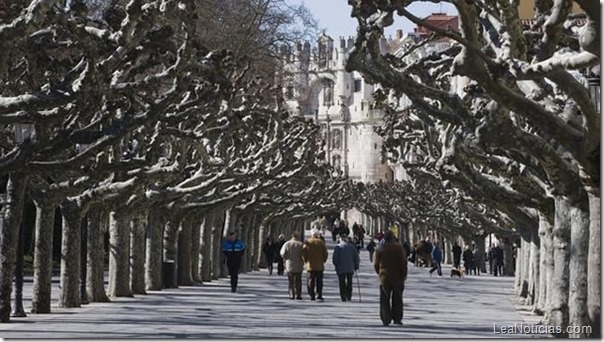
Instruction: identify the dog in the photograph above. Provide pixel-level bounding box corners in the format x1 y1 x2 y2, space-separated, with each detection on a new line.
450 267 464 278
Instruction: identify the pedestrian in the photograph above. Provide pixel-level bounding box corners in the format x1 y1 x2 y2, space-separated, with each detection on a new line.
373 231 407 326
332 234 360 302
222 231 246 293
366 239 377 262
262 236 278 275
302 228 328 301
280 232 305 299
473 245 484 276
493 243 504 276
462 245 474 275
429 242 443 276
332 219 340 243
487 244 494 274
275 234 286 275
452 242 462 268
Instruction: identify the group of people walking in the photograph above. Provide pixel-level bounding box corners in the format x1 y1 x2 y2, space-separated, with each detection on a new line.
223 226 409 327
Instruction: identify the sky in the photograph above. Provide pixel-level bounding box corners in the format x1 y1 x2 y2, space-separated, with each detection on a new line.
298 0 456 39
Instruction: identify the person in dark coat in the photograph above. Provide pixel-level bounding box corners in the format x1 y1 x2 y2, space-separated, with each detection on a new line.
429 242 443 276
452 242 462 268
366 239 377 262
373 231 408 326
222 231 246 292
263 236 278 275
275 234 286 275
493 243 504 276
462 245 474 275
332 234 360 301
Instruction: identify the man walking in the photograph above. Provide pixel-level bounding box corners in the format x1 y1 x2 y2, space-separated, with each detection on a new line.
275 234 286 276
452 241 462 268
374 231 408 326
332 234 360 302
429 242 443 276
222 231 246 293
493 243 504 276
280 232 304 299
302 229 328 301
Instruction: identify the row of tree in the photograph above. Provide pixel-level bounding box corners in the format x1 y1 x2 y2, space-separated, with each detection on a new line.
0 0 358 324
346 0 599 338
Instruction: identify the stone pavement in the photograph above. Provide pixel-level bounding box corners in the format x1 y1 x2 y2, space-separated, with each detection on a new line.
0 232 548 339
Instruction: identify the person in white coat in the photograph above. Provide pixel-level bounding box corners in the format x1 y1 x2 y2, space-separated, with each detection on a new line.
280 232 304 300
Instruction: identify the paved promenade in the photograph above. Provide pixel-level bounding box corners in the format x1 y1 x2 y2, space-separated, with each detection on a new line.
0 233 545 339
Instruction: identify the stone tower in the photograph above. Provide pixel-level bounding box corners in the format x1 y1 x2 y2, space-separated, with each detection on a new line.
278 33 394 228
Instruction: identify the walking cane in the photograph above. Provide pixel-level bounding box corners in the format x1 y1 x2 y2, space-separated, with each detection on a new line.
355 270 362 303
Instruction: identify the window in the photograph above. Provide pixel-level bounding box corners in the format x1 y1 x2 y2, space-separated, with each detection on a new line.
332 129 342 149
332 154 342 169
354 79 362 92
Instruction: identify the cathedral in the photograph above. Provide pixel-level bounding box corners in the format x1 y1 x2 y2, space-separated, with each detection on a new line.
275 33 394 226
276 14 460 229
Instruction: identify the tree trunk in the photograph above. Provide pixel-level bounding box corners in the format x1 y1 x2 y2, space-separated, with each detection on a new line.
568 194 590 337
515 242 522 294
162 217 180 288
212 210 225 279
519 236 531 298
536 214 551 315
587 189 601 337
130 214 146 295
59 200 82 308
0 174 27 322
108 211 132 297
503 238 514 276
190 218 202 284
199 214 213 282
86 209 109 302
177 217 193 286
550 196 571 336
145 209 164 290
31 200 55 313
527 226 540 309
80 216 89 305
542 215 555 324
256 223 267 269
250 215 264 271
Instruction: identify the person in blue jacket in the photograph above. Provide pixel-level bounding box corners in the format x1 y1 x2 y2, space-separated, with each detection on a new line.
429 242 443 277
222 231 246 292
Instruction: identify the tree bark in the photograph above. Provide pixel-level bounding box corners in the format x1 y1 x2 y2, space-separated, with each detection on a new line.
519 235 531 298
0 174 27 322
503 238 515 276
527 226 540 309
177 217 193 286
211 210 225 280
162 217 181 288
515 242 522 294
190 218 202 284
31 200 55 313
550 196 571 336
256 223 266 269
587 189 601 337
108 211 132 297
199 214 213 282
59 200 82 308
536 214 551 315
568 194 590 337
130 214 146 295
145 208 164 290
86 209 109 302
